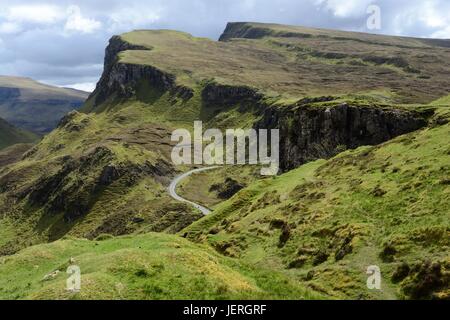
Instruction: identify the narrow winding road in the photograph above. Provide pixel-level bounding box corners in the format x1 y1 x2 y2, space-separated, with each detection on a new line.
168 166 221 215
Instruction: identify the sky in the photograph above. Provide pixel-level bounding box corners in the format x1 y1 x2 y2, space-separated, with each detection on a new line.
1 0 449 92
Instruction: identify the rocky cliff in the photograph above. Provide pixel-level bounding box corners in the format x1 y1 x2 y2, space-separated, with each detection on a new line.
86 32 432 172
86 36 194 110
256 102 430 170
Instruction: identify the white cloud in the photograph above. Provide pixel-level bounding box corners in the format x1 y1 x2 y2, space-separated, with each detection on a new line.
432 26 450 39
419 1 447 28
64 5 102 34
63 82 96 92
1 0 450 89
5 4 63 24
315 0 373 18
0 22 22 34
108 6 162 32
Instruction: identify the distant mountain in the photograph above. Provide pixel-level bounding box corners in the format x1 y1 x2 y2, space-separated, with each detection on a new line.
0 76 89 134
0 116 39 150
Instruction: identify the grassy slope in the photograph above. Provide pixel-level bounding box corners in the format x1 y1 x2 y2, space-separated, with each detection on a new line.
183 118 450 300
0 106 199 253
0 23 449 300
0 233 321 300
0 117 39 150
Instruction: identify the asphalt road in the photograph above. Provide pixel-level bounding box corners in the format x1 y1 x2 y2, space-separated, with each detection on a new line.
168 166 221 215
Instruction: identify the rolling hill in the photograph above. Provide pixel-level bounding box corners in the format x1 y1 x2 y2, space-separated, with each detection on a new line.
0 22 448 300
0 76 89 134
0 117 39 150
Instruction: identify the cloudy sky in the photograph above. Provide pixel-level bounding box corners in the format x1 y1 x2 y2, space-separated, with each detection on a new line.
1 0 449 92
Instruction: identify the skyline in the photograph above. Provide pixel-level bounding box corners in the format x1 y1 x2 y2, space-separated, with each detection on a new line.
1 0 449 92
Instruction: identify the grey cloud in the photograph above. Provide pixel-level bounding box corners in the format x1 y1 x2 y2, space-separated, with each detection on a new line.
0 0 449 91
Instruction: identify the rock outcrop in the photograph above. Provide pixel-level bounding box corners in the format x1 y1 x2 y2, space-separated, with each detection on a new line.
256 103 429 171
87 33 432 174
87 36 192 109
202 82 262 106
219 22 313 41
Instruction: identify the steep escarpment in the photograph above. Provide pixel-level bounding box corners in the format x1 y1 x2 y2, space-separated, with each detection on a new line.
256 102 429 170
85 36 193 112
83 31 432 171
219 22 313 41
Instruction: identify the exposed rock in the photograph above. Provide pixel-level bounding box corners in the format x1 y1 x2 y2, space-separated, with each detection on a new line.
401 260 449 300
219 22 313 41
85 35 430 176
87 35 193 109
312 251 329 266
256 103 429 171
42 270 60 281
209 177 245 199
202 82 262 107
288 256 308 269
132 217 145 223
379 242 397 263
392 262 411 283
334 234 354 261
278 223 291 248
57 110 80 128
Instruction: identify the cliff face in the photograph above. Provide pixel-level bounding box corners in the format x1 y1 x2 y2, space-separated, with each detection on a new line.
87 33 431 172
202 83 262 106
87 36 195 110
219 22 272 41
256 103 429 171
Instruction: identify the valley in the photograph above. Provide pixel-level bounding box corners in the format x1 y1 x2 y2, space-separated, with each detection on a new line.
0 22 448 300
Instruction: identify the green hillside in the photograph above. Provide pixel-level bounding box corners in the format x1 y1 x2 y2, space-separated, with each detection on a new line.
0 23 448 300
0 117 39 150
0 76 89 134
0 232 321 300
182 118 450 300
